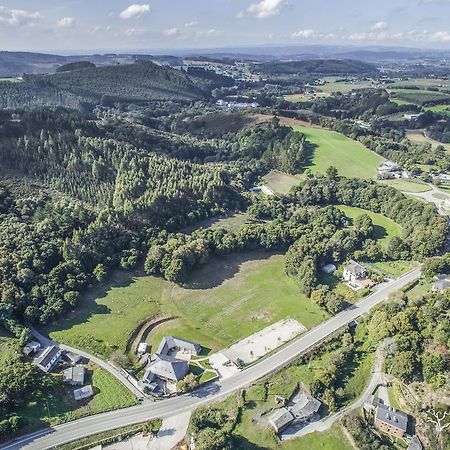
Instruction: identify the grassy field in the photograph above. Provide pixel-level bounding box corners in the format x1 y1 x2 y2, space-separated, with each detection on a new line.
147 253 328 353
381 178 432 193
287 122 381 179
47 252 328 357
407 130 450 151
47 271 164 357
390 78 449 89
17 367 137 430
368 260 416 278
389 88 450 105
317 77 374 94
337 205 403 248
284 92 330 103
0 77 21 83
425 104 450 117
263 169 304 194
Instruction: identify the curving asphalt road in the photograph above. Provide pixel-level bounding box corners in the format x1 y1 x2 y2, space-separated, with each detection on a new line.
2 267 421 450
28 326 144 399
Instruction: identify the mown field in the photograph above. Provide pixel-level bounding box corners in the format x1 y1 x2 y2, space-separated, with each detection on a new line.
287 122 382 179
381 178 432 193
47 252 328 357
389 78 449 89
424 104 450 117
317 77 374 94
389 88 450 106
338 205 403 248
263 169 304 194
406 130 450 152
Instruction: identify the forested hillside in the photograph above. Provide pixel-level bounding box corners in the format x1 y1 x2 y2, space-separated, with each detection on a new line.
254 59 377 76
0 60 224 110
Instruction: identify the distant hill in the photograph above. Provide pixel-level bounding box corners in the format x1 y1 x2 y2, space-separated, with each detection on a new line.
253 59 377 76
35 60 209 103
0 60 220 110
56 61 96 72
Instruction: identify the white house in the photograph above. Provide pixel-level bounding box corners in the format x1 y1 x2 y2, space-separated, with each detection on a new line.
36 346 62 373
343 260 366 283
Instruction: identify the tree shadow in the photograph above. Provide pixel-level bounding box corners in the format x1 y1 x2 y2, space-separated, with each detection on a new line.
230 435 270 449
45 270 137 333
181 251 281 290
372 224 388 242
301 141 319 173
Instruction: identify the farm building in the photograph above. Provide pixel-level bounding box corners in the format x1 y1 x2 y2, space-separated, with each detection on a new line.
63 366 86 386
74 384 94 401
156 336 201 356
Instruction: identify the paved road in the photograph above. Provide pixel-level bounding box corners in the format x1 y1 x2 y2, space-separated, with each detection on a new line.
3 267 420 450
28 325 145 399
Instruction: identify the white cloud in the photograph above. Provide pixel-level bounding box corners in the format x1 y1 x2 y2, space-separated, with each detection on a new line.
246 0 286 19
56 17 75 28
164 27 180 36
119 4 150 20
184 21 197 28
371 21 388 31
196 28 221 37
291 29 315 39
236 11 245 19
0 6 42 27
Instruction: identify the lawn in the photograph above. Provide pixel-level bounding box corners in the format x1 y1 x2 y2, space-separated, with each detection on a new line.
263 169 304 194
17 367 137 430
381 178 432 193
46 252 328 357
318 77 374 94
147 253 328 352
46 271 164 358
289 124 382 179
368 260 416 278
390 78 449 89
425 104 450 117
406 130 450 152
337 205 403 248
389 88 450 105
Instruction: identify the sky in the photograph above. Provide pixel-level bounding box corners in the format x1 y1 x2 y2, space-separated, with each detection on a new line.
1 0 450 53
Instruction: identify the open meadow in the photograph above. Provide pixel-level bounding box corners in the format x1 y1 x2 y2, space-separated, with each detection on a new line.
317 77 374 94
337 205 403 248
263 169 304 194
282 119 381 179
389 88 450 105
381 178 432 193
406 130 450 152
47 252 328 357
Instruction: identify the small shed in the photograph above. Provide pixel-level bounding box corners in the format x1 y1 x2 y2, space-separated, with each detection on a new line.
268 407 294 433
322 264 336 274
63 365 85 386
74 384 94 401
138 342 149 354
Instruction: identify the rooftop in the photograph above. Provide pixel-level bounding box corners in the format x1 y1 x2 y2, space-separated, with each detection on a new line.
344 260 366 275
376 404 408 432
269 407 295 432
148 354 189 382
290 393 321 421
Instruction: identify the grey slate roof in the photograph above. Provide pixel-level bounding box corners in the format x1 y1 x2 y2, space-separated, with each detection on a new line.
408 435 423 450
63 365 85 385
269 407 294 432
156 336 201 356
73 384 94 401
290 393 321 421
376 404 408 432
36 346 61 371
433 280 450 291
148 354 188 382
344 260 366 277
